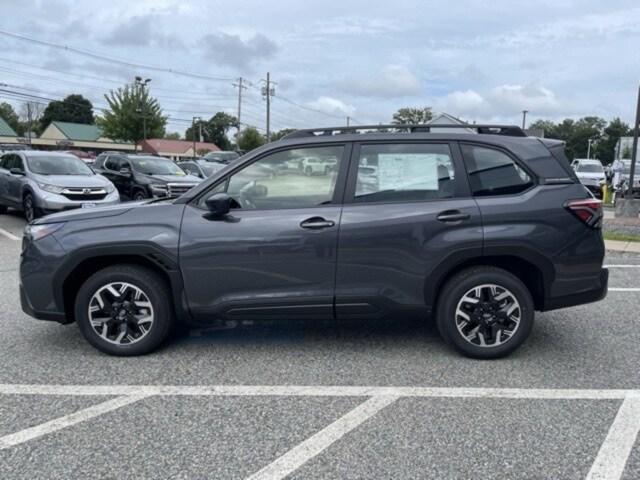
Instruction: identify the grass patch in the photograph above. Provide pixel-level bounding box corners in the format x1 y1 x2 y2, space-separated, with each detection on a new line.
603 232 640 243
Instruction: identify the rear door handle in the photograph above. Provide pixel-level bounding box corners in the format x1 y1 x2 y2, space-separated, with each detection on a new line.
300 217 336 230
436 210 470 223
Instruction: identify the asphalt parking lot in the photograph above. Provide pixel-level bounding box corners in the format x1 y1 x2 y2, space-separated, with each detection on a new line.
1 210 640 479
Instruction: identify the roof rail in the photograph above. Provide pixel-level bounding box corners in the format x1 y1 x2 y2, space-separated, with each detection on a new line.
281 123 527 139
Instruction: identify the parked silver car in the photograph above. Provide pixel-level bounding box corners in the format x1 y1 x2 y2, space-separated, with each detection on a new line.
0 151 119 221
571 158 605 197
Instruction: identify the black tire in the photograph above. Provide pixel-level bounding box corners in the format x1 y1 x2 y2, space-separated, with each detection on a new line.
0 204 7 214
22 193 40 222
305 166 313 176
133 190 147 201
75 265 173 356
436 266 534 359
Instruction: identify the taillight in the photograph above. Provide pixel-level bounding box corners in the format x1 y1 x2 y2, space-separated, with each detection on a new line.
565 199 602 228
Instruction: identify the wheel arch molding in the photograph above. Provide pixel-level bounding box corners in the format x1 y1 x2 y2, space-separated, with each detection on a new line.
425 246 554 312
53 242 191 325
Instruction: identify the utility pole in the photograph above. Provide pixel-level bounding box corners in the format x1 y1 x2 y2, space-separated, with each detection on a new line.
261 73 276 142
233 77 248 136
26 102 32 146
346 116 351 126
192 116 201 159
628 84 640 198
135 76 151 143
521 110 528 130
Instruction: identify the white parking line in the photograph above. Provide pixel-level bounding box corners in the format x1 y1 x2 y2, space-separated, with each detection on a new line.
0 227 20 241
605 265 640 268
246 395 399 480
0 394 151 450
0 383 636 399
586 395 640 480
609 288 640 292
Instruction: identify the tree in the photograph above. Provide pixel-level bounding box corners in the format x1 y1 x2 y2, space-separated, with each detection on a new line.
0 102 22 135
19 102 46 137
270 128 297 141
392 107 433 125
164 132 181 140
98 83 167 144
185 112 238 150
237 127 265 151
529 116 607 161
595 118 631 165
39 94 94 131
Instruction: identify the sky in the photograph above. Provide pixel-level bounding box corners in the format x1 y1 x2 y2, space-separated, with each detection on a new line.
0 0 639 136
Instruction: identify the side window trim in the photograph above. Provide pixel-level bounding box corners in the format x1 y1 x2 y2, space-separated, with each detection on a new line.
459 142 537 198
343 141 465 204
192 142 351 210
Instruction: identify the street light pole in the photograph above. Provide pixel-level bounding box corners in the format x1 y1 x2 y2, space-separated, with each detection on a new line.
192 116 201 160
521 110 528 130
135 76 151 144
628 84 640 198
587 139 593 159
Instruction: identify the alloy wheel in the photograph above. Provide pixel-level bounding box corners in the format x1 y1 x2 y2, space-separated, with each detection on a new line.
455 284 521 348
87 282 154 345
23 195 34 222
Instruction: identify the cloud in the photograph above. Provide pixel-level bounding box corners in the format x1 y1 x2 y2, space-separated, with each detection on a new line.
437 84 561 118
311 16 404 36
306 96 355 116
201 33 277 71
338 65 422 98
103 15 182 48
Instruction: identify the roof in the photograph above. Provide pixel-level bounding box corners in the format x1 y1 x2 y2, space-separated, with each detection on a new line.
50 121 103 141
0 116 18 136
141 138 220 155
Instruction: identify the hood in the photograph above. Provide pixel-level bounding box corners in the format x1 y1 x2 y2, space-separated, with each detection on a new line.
31 173 112 187
138 173 202 184
33 202 136 224
576 172 605 179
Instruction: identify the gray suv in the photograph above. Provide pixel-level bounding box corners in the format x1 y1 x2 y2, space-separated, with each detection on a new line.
19 124 608 358
0 151 119 221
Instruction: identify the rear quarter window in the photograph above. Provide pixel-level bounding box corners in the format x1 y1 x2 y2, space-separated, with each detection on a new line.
461 144 533 197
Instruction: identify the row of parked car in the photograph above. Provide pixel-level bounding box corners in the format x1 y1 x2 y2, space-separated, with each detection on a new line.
0 149 240 221
571 157 640 198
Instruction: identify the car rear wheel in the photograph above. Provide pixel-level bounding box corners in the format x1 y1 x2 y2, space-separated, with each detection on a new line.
23 193 40 222
75 265 173 356
436 267 534 359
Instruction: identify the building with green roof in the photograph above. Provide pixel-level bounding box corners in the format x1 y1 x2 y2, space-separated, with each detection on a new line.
35 121 137 152
0 116 19 143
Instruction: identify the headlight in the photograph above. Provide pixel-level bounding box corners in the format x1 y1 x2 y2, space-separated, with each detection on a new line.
105 183 116 194
150 183 168 197
25 223 64 241
38 183 65 194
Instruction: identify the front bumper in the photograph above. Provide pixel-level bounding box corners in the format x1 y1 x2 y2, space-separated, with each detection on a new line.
543 268 608 311
35 190 120 212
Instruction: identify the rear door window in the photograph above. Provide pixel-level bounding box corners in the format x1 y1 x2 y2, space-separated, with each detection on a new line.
104 156 120 171
461 144 533 197
352 143 457 203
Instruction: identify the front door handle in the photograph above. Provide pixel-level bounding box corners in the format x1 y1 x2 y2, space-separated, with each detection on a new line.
300 217 336 230
437 210 470 223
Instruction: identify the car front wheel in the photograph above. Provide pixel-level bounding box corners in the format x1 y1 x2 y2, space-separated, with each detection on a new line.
75 265 173 356
436 267 534 359
23 193 40 222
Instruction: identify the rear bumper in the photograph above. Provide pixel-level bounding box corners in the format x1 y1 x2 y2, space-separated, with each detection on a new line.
542 268 608 311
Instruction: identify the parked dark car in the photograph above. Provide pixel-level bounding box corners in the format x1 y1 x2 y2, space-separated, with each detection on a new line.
20 124 607 358
93 153 201 200
177 159 226 179
203 150 240 164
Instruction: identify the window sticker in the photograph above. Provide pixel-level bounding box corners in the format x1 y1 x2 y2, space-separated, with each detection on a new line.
376 154 442 191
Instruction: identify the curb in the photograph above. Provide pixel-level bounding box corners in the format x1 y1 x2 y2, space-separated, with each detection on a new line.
605 240 640 253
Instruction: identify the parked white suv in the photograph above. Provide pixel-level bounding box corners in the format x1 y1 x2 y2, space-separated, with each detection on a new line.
571 159 605 197
0 151 119 221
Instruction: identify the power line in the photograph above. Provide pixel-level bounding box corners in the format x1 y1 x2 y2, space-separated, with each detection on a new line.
0 29 235 82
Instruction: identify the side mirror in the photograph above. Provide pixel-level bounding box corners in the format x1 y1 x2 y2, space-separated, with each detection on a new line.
119 167 132 176
9 167 24 176
205 193 232 217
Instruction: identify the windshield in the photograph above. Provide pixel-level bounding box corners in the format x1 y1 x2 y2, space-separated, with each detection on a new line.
130 157 187 176
577 163 603 173
26 155 94 175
